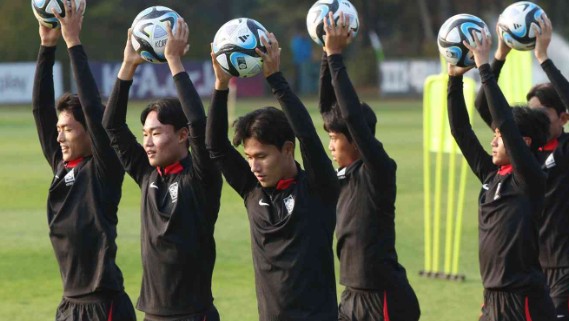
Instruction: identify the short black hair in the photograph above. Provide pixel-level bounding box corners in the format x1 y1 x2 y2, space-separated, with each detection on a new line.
527 83 567 116
232 106 295 149
512 106 550 152
140 98 188 131
56 93 86 128
322 102 376 142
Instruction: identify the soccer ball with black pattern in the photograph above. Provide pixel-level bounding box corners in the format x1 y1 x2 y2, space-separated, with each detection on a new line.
31 0 83 29
131 6 181 64
212 18 268 78
437 14 490 67
498 1 545 51
306 0 359 46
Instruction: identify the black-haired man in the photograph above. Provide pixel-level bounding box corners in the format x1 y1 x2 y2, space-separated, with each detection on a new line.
449 30 555 320
33 1 136 320
206 32 339 320
318 12 420 321
103 20 222 321
474 17 569 320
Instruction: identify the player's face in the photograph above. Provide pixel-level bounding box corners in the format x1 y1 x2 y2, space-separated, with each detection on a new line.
244 137 294 188
328 131 359 168
56 111 92 162
491 128 509 166
143 111 187 168
528 97 567 140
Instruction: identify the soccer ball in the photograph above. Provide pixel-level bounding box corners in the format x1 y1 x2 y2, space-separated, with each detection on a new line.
437 14 491 67
131 6 181 64
212 18 268 78
31 0 84 29
498 1 545 51
306 0 359 46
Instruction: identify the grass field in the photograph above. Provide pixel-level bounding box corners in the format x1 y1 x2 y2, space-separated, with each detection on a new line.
0 97 495 321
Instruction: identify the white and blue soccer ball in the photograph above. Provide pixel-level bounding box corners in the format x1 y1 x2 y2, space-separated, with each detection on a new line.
498 1 545 51
437 14 491 67
306 0 359 46
31 0 83 29
212 18 268 78
131 6 181 64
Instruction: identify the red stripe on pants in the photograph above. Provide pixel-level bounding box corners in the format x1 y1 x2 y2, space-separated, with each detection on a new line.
525 297 532 321
107 302 114 321
383 291 390 321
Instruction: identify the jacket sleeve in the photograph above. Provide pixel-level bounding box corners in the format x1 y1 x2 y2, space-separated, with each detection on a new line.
68 45 124 183
474 59 506 129
205 89 257 199
32 45 62 173
448 75 496 183
328 54 396 179
267 72 339 202
173 72 221 194
318 52 335 115
102 78 151 185
479 64 545 193
541 59 569 113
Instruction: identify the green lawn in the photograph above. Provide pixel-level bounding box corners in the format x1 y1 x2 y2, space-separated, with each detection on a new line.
0 97 494 321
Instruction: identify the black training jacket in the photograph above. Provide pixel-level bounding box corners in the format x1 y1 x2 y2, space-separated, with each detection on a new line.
448 65 546 292
319 53 409 290
103 72 222 317
475 58 569 269
32 45 126 297
206 72 339 321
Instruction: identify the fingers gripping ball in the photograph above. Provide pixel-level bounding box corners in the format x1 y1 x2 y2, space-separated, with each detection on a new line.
306 0 359 46
438 14 491 67
498 1 546 51
32 0 84 29
131 6 182 64
212 18 268 78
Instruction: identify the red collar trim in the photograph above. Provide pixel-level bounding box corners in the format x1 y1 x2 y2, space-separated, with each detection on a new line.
157 162 184 176
539 138 558 152
498 164 513 176
276 178 296 190
64 157 84 169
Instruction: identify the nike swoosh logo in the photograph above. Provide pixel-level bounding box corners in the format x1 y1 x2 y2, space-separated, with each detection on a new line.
482 184 489 190
150 182 158 189
259 199 270 206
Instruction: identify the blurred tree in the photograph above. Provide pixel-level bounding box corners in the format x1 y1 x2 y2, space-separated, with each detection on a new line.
4 0 569 89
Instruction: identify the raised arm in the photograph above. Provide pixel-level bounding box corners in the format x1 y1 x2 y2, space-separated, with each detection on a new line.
323 12 395 176
468 30 544 189
57 0 123 182
165 19 221 190
258 33 339 198
205 49 256 198
32 25 62 173
534 15 569 112
447 65 495 183
473 23 511 129
102 30 150 185
318 51 335 115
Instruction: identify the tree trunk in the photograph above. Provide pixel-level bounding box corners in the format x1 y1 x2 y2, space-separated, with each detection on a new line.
418 0 435 42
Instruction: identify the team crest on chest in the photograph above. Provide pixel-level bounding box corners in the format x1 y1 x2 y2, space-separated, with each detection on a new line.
283 195 295 215
544 153 556 169
168 182 179 203
64 169 75 186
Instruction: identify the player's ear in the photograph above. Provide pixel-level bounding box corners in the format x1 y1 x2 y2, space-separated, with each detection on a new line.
522 136 532 148
282 141 295 157
177 126 189 144
560 112 569 126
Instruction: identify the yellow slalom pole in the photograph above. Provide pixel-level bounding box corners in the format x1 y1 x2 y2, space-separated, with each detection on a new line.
432 77 447 274
423 77 434 274
452 157 469 276
443 144 457 275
